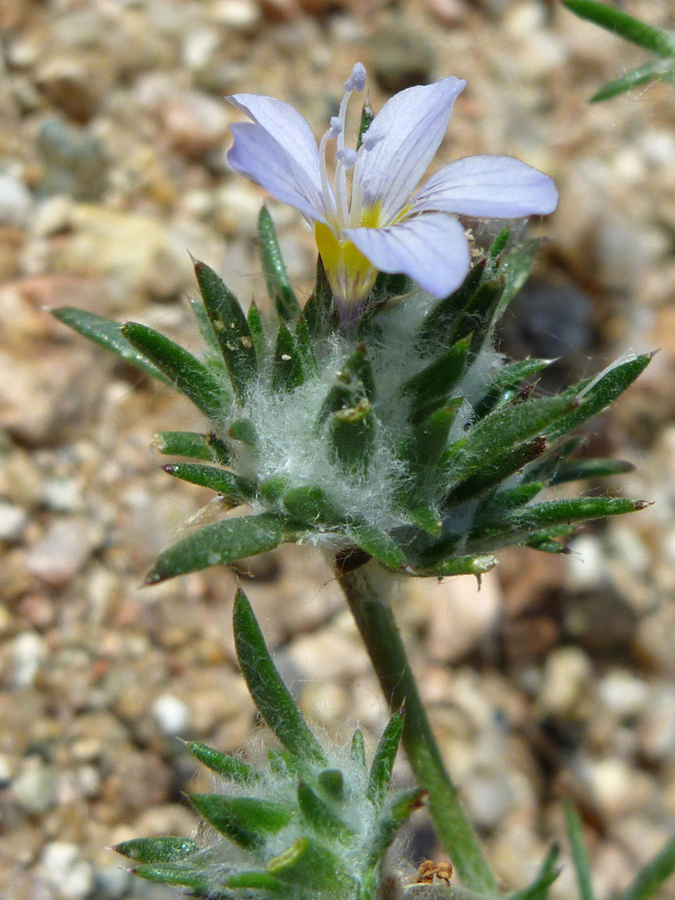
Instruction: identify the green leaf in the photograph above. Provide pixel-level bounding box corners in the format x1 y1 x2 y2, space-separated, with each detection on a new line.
550 353 652 438
470 497 649 549
144 513 285 584
304 255 335 339
447 438 548 504
51 307 172 386
347 523 407 570
328 399 376 476
272 322 306 392
163 462 255 506
318 769 345 801
591 58 675 101
368 787 426 866
455 277 506 353
416 260 485 352
283 485 341 526
193 258 257 401
297 781 355 843
258 207 302 321
189 297 221 356
563 0 675 57
444 397 573 491
507 844 560 900
617 833 675 900
351 728 366 769
184 740 253 783
474 358 553 418
552 457 634 484
233 590 327 763
356 96 375 150
227 871 288 893
496 241 540 317
315 344 374 432
228 416 260 451
115 837 197 863
247 301 266 357
474 481 544 526
191 794 292 849
295 314 318 376
402 336 471 425
267 836 357 898
131 863 211 893
367 706 405 809
412 554 498 577
153 430 231 464
489 227 510 258
121 322 227 419
563 801 595 900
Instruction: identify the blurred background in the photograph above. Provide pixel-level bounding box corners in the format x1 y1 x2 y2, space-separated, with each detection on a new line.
1 0 675 898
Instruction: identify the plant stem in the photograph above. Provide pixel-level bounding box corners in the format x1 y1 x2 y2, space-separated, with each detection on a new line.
337 561 497 897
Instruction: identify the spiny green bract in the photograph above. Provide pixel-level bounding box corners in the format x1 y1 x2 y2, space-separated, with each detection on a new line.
115 590 424 900
52 209 649 584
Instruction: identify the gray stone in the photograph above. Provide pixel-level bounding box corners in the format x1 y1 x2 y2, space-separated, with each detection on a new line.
0 500 29 541
39 842 95 900
12 763 59 814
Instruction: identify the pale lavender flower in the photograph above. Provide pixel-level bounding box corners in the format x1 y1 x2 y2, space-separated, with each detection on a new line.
227 63 558 316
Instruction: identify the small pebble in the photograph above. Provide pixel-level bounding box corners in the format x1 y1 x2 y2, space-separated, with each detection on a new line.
12 632 46 689
0 172 32 228
0 500 29 541
12 764 59 814
152 693 192 736
39 842 95 900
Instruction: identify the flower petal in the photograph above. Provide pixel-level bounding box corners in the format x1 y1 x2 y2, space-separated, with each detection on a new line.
411 155 559 218
227 94 325 217
357 77 466 222
227 123 326 222
344 213 471 299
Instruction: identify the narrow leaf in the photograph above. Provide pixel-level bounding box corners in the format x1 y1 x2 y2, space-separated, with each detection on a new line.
403 336 471 425
618 833 675 900
357 96 375 150
132 863 210 892
351 728 367 769
154 430 231 465
563 0 675 57
304 255 335 339
506 844 560 900
552 457 634 484
318 769 345 801
267 837 357 897
368 787 426 866
550 353 652 438
368 706 405 809
122 322 226 419
416 260 485 352
329 399 376 476
297 781 355 842
194 259 257 401
163 462 254 506
233 590 326 762
283 485 341 526
115 837 197 863
52 307 172 386
592 59 675 101
258 207 301 321
295 314 318 375
474 358 554 418
474 482 544 526
446 438 548 505
348 523 407 570
412 554 498 578
272 322 306 392
185 740 253 783
227 871 288 893
563 801 595 900
189 297 221 356
145 513 285 584
191 794 291 849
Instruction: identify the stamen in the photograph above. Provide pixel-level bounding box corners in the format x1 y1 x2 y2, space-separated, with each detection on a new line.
336 148 357 168
344 62 366 93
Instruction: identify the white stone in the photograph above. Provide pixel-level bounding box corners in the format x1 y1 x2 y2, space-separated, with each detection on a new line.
40 842 95 900
597 669 649 719
211 0 261 31
0 171 32 227
537 646 593 716
566 534 607 590
152 693 191 735
0 501 28 541
12 632 46 689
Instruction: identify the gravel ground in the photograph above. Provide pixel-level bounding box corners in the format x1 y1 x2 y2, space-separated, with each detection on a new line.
1 1 675 899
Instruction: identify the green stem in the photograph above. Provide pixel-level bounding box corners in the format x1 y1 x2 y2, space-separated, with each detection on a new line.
336 562 497 897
